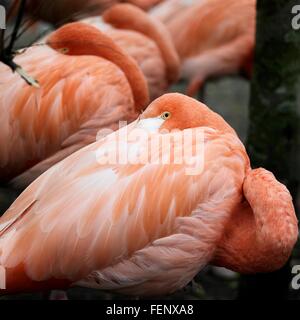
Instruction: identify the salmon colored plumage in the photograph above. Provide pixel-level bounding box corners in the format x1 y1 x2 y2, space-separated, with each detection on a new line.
0 22 149 187
150 0 199 23
82 3 180 100
151 0 256 95
0 93 297 296
213 168 298 273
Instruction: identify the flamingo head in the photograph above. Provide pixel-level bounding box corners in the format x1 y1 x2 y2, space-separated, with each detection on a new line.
140 93 236 134
46 22 106 56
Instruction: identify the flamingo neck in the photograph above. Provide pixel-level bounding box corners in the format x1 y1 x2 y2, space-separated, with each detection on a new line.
91 37 149 112
103 4 180 84
50 24 149 112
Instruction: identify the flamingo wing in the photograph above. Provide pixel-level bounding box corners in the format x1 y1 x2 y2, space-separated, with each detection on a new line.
0 46 135 182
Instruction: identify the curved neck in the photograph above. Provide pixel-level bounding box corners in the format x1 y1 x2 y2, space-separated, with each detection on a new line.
212 168 298 273
49 23 149 112
243 168 298 252
92 39 149 111
103 4 180 84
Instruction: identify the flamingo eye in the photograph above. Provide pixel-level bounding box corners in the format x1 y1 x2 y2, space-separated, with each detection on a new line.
59 48 69 54
161 111 171 120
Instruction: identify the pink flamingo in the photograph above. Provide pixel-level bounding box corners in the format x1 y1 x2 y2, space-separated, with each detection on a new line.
0 22 149 187
0 93 297 296
82 3 180 100
151 0 256 96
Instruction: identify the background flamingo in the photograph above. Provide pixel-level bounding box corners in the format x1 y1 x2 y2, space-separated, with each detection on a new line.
0 93 297 296
80 3 180 100
3 0 164 52
3 2 179 100
0 22 149 187
151 0 256 96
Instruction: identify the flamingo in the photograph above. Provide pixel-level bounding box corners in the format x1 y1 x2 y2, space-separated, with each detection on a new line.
0 93 297 296
0 22 149 187
5 2 179 100
151 0 256 96
81 3 180 100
